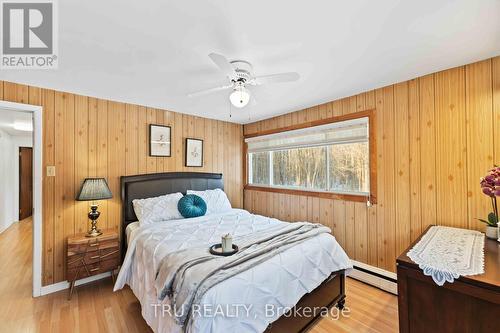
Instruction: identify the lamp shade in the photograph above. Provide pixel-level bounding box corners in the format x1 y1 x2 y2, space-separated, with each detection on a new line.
76 178 113 201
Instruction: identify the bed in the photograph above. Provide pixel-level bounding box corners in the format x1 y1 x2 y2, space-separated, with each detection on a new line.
114 172 351 333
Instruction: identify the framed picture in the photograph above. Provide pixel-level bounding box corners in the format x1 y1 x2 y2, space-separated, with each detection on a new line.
149 124 171 157
185 138 203 167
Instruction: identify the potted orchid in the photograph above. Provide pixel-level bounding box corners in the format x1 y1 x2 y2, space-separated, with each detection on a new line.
478 166 500 239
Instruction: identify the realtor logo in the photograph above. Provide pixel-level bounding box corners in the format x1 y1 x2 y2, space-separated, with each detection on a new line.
1 0 58 69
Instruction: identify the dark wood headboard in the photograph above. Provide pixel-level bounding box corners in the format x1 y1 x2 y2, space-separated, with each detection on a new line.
120 172 224 258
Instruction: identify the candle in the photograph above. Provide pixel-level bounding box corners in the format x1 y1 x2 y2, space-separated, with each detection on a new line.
222 233 233 253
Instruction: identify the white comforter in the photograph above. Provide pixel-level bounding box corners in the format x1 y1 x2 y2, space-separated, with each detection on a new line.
114 209 352 333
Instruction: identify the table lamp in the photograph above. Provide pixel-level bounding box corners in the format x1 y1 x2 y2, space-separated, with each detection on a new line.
76 178 112 237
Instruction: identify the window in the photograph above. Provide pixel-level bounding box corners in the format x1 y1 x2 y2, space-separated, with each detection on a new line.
246 114 373 199
328 142 369 193
249 151 270 185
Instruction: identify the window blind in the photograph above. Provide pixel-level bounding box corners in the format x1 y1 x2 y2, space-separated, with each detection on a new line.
245 117 369 153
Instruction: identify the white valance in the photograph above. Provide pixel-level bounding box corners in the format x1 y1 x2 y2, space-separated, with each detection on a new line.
245 117 369 153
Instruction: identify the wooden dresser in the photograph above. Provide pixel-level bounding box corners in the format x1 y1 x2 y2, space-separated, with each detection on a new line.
67 229 120 299
397 227 500 333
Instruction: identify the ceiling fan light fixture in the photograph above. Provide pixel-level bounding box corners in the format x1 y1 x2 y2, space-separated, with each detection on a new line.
229 86 250 108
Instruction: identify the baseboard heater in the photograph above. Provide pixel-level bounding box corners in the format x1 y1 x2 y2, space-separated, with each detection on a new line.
40 261 398 297
348 260 398 295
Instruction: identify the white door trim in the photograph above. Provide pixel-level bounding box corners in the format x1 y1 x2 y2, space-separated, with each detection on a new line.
0 100 43 297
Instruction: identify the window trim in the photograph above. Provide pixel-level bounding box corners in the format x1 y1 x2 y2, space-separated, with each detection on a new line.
243 109 377 204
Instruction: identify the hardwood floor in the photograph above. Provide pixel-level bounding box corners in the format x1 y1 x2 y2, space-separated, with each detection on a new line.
0 218 398 333
310 279 399 333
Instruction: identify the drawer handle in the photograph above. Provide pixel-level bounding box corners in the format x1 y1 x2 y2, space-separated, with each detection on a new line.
89 267 100 272
89 243 99 247
90 255 100 259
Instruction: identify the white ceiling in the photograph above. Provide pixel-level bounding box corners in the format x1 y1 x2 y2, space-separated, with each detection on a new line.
0 109 33 137
1 0 499 124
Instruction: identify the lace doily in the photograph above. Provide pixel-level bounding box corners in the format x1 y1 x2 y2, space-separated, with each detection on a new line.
407 226 484 286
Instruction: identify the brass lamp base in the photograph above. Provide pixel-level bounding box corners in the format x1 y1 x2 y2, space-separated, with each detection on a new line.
85 228 102 237
86 205 103 237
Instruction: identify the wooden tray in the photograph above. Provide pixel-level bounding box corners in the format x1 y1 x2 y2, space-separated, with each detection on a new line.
209 243 239 256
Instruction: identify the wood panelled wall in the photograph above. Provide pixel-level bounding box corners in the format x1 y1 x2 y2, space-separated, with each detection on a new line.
0 81 243 285
244 56 500 273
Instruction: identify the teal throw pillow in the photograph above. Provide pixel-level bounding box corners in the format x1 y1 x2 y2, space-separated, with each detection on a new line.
178 194 207 218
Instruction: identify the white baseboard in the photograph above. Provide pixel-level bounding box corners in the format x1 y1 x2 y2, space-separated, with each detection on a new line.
348 260 398 295
39 272 112 296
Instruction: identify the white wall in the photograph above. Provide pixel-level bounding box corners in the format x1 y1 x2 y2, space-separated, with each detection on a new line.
0 129 32 233
0 128 15 232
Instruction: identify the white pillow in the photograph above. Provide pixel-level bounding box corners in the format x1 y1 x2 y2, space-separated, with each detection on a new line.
186 188 232 215
132 192 183 226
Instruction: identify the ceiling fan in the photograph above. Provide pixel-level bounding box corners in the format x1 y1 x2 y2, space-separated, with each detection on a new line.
188 53 300 108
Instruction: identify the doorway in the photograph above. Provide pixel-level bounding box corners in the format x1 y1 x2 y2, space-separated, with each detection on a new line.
0 100 42 297
19 147 33 220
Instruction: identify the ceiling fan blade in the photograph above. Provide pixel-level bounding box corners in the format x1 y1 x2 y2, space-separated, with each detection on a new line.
254 72 300 85
208 53 236 79
188 84 233 97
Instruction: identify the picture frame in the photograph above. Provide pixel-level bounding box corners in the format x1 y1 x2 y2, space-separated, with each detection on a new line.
185 138 203 167
149 124 171 157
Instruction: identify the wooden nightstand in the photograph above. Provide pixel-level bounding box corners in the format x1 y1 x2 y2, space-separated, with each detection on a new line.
66 229 120 299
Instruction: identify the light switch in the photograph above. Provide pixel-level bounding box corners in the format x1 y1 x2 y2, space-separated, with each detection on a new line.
47 166 56 177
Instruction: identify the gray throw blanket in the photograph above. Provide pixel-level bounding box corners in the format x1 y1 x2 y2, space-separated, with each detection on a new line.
154 222 331 329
